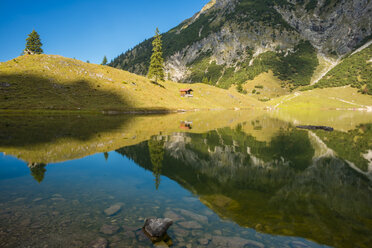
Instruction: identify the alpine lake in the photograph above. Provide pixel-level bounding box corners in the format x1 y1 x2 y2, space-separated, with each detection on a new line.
0 109 371 248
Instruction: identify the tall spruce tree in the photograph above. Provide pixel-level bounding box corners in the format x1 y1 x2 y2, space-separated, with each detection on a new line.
25 30 43 54
147 28 164 82
101 56 108 65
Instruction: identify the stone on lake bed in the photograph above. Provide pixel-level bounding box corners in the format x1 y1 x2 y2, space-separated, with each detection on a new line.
163 210 184 222
178 209 208 223
212 236 264 248
178 221 202 229
100 224 120 235
143 218 173 238
104 203 123 216
172 227 189 237
88 237 108 248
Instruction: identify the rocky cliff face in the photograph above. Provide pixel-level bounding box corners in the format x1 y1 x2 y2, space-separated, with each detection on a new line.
110 0 372 88
276 0 372 55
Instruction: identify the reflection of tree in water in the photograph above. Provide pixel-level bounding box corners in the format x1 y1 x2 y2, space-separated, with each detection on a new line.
148 138 165 190
104 152 109 161
27 163 47 183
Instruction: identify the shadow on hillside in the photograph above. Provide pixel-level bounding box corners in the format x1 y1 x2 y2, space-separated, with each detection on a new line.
0 73 132 111
150 80 165 89
0 73 172 148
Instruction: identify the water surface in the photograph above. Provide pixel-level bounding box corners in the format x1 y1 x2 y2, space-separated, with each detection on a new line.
0 110 371 247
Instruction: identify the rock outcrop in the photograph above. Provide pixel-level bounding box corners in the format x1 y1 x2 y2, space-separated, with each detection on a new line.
110 0 372 87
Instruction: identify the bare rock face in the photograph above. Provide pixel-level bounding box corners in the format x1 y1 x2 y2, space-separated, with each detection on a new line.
143 218 173 238
111 0 371 85
275 0 372 56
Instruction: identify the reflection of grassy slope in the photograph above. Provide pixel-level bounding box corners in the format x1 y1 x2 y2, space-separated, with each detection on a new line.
0 110 264 163
269 108 372 132
0 55 262 111
118 128 372 248
314 124 372 172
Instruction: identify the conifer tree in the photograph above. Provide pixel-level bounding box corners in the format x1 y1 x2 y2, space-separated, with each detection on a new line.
102 56 108 65
25 30 43 54
148 138 164 190
148 28 164 82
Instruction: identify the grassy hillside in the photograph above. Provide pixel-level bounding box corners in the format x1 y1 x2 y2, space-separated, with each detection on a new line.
240 70 290 101
0 54 262 112
267 86 372 110
304 43 372 94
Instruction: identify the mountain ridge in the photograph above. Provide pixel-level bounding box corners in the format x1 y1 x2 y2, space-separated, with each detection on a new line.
110 0 372 92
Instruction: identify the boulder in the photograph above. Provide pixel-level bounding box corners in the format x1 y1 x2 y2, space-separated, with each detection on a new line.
143 218 173 238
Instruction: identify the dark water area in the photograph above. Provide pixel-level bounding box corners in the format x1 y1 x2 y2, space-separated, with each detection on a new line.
0 111 371 247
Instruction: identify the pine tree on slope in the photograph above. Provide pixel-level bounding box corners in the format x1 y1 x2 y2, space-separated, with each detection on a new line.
25 30 43 54
147 28 164 82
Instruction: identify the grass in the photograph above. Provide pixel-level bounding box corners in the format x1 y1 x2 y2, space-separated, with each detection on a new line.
241 70 290 101
0 54 370 113
303 44 372 94
0 54 262 112
267 86 372 110
192 41 319 90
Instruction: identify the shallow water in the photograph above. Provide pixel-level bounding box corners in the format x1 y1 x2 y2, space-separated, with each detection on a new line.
0 110 371 247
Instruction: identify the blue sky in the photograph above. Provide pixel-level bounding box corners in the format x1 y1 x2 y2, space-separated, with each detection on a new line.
0 0 210 63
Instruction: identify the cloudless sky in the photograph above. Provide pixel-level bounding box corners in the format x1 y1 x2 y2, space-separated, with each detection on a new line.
0 0 210 63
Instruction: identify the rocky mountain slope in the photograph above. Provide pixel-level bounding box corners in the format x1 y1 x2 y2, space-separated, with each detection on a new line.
110 0 372 91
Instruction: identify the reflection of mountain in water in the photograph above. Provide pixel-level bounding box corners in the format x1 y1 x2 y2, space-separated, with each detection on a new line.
117 125 372 248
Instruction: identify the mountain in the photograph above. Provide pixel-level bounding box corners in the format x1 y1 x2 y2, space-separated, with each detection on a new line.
110 0 372 92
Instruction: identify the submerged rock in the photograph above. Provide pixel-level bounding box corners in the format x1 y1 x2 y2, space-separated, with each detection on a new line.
178 221 202 229
296 125 334 132
163 210 184 222
143 218 173 239
100 224 120 235
212 236 264 248
88 237 108 248
178 209 208 223
104 203 123 216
